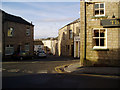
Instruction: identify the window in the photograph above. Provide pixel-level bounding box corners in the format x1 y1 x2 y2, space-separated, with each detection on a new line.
8 27 14 37
66 45 69 52
93 29 107 49
94 3 105 16
68 45 69 50
63 32 65 40
69 30 72 39
76 27 80 35
26 29 30 36
25 43 29 51
5 45 14 55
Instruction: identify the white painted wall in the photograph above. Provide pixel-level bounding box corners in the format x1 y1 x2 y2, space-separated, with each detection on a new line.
34 45 44 52
42 40 58 55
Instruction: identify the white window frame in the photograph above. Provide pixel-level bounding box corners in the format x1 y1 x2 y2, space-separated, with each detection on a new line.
69 30 73 39
8 27 14 37
94 3 105 17
93 28 107 49
5 45 14 55
63 32 65 40
26 28 30 36
25 44 30 51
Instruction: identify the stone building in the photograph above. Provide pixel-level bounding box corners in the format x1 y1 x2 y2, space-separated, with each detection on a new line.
80 0 120 66
2 11 34 58
41 38 58 55
34 39 44 52
58 18 80 58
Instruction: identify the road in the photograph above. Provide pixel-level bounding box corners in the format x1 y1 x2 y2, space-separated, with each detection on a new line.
2 56 120 88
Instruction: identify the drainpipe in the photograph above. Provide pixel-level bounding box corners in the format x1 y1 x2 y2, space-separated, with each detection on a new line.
84 1 86 60
73 23 74 58
2 13 5 58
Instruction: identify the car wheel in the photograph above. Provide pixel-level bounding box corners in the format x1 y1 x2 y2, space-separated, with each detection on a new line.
20 57 23 60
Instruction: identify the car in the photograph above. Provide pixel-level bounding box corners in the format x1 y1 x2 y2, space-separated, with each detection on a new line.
12 51 33 60
37 51 47 58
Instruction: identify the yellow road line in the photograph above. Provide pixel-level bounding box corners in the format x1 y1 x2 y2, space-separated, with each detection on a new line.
70 73 120 79
55 64 70 73
55 64 120 79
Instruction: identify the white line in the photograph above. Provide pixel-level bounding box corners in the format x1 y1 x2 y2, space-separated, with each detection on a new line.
73 73 120 79
37 70 48 74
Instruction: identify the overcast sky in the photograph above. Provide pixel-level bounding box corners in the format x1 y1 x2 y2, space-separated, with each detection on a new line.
1 2 80 39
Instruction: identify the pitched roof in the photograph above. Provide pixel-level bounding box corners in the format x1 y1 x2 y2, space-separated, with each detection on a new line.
59 18 80 30
2 10 34 26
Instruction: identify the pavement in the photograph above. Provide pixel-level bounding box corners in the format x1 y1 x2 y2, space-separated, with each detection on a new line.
55 63 120 78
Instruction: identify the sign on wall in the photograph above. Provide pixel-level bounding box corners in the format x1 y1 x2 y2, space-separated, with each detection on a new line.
74 36 80 41
101 19 120 27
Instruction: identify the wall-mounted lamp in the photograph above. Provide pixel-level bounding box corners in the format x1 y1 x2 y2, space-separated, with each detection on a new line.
112 14 115 18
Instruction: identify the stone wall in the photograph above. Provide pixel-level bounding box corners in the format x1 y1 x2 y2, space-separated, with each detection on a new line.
58 19 80 56
80 1 120 66
3 21 34 56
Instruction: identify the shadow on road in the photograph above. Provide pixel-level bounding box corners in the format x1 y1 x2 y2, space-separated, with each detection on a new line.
3 73 120 88
3 55 79 62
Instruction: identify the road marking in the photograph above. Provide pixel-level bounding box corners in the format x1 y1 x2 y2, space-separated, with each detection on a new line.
7 69 20 72
27 71 33 73
71 73 120 79
22 70 33 73
2 60 79 64
31 61 40 63
37 70 48 74
55 64 120 79
55 66 63 73
2 68 6 71
55 64 70 73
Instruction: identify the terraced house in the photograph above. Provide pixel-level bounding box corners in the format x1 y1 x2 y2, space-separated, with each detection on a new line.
58 18 80 58
2 10 34 59
80 0 120 66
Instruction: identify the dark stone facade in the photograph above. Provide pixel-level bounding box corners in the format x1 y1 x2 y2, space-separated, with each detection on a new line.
2 11 34 59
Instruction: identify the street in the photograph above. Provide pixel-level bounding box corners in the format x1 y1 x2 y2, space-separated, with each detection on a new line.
2 56 120 88
2 56 79 77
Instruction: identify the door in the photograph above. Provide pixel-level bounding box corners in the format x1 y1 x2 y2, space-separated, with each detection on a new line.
71 45 74 57
17 45 21 53
76 42 78 57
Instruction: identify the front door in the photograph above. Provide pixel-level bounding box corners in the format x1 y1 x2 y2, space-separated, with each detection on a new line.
76 42 78 57
17 45 21 53
71 45 74 57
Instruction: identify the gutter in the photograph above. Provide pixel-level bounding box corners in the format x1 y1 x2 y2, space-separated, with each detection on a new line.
84 1 86 60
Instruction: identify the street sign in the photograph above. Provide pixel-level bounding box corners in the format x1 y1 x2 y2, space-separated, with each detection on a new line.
74 36 80 41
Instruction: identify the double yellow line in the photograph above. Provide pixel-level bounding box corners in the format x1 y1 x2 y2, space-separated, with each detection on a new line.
55 64 70 73
55 64 120 79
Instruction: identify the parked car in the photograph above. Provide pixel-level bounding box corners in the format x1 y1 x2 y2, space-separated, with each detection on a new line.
12 51 33 60
47 51 53 55
37 51 47 58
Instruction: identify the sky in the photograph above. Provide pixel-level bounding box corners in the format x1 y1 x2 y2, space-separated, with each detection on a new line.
1 1 80 39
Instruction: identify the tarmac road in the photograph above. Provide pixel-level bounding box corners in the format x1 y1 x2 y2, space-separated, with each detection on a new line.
2 56 120 88
3 73 120 88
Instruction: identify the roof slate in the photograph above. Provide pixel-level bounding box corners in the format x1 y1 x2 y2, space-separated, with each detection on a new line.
2 10 34 26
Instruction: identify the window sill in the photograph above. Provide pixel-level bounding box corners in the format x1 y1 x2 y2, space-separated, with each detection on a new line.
26 35 30 37
8 36 13 38
91 16 108 19
92 48 109 51
5 54 13 56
